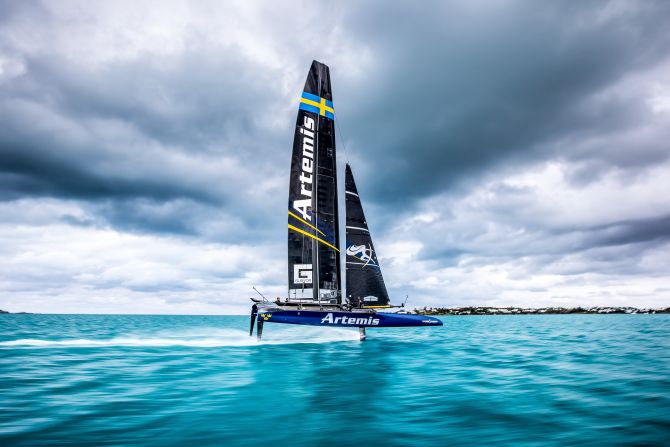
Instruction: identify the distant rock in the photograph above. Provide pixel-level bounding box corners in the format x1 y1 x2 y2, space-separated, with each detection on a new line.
0 309 9 314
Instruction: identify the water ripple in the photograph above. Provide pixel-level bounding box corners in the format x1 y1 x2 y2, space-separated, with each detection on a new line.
0 314 669 446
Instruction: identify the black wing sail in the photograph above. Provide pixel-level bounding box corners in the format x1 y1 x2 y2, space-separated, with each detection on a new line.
287 61 341 303
345 163 390 308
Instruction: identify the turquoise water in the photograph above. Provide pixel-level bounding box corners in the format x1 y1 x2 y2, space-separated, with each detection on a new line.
1 314 669 446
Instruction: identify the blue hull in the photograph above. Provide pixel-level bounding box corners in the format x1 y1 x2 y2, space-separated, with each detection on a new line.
258 310 443 328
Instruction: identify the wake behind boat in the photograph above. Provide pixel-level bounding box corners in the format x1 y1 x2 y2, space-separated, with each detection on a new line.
250 61 442 340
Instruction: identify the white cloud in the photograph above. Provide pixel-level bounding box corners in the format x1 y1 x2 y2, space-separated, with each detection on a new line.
376 158 670 309
0 203 285 314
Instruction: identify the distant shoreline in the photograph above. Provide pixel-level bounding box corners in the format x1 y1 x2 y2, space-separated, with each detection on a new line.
3 307 669 316
0 309 31 314
414 306 670 315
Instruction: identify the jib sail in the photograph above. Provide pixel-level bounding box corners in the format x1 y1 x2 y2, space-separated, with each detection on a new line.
287 60 341 303
345 163 390 308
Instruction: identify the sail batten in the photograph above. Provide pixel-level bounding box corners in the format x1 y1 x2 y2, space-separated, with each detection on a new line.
287 61 341 303
345 163 391 308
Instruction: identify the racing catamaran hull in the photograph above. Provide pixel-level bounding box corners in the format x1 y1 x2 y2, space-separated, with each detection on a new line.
257 309 443 328
251 307 443 340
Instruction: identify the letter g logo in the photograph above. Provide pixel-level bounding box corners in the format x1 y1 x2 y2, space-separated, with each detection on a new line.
294 264 312 284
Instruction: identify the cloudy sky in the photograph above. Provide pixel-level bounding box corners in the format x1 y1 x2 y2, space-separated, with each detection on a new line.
1 0 669 314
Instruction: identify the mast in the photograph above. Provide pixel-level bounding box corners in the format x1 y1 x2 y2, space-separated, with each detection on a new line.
313 64 322 303
344 163 391 308
287 61 341 304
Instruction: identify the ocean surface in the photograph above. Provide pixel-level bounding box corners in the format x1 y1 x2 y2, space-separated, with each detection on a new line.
1 314 669 446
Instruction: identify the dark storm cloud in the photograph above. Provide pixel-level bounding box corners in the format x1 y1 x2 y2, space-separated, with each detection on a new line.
592 214 670 248
3 0 668 232
0 140 214 203
407 196 670 287
423 213 670 262
335 0 670 202
0 6 292 239
0 50 284 196
95 199 201 236
12 51 282 152
91 197 279 243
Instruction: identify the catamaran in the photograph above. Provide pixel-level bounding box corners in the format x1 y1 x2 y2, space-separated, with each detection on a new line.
249 61 442 340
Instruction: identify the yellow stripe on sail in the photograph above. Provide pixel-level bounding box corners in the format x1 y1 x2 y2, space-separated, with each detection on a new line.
288 211 325 236
288 224 340 252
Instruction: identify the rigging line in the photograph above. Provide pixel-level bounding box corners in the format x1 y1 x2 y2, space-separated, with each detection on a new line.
334 107 350 165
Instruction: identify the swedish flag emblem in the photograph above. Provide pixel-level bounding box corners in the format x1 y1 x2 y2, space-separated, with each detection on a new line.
299 92 334 120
